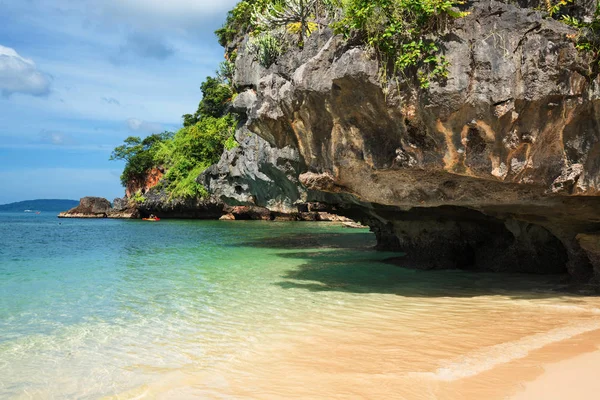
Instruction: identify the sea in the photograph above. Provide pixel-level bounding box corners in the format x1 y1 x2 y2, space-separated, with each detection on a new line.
2 212 600 399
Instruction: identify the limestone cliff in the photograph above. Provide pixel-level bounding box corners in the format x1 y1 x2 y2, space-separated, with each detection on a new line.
230 0 600 284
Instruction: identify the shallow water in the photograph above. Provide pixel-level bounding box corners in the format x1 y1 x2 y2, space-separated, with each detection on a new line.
1 213 600 399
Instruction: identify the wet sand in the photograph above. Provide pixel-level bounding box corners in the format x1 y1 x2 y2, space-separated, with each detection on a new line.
135 306 600 399
208 326 600 400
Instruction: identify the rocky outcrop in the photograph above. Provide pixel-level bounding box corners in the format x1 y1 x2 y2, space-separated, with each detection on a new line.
216 202 356 222
199 128 359 222
108 197 140 219
230 0 600 284
59 197 111 218
577 233 600 286
59 197 139 219
136 187 225 219
517 0 597 22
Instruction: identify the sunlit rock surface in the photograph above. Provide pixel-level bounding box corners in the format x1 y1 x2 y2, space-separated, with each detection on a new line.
231 0 600 284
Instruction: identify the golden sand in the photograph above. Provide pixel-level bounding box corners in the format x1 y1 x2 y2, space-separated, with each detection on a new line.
124 294 600 399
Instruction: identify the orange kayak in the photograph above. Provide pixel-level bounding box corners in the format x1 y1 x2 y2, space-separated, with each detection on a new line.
142 218 160 222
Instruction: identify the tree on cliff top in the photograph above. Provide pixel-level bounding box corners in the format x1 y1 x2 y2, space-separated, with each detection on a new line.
112 53 240 200
110 132 172 187
182 75 233 128
254 0 318 46
154 115 237 199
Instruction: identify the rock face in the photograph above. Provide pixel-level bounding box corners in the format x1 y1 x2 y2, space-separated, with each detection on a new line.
136 188 225 219
199 126 358 222
128 136 355 220
59 197 139 219
231 0 600 284
108 197 140 219
59 197 111 218
126 167 164 198
200 126 305 214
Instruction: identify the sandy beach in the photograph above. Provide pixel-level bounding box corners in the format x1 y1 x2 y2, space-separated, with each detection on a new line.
133 310 600 400
437 326 600 400
510 336 600 400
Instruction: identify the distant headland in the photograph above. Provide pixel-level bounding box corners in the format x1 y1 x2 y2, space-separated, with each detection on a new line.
0 199 79 213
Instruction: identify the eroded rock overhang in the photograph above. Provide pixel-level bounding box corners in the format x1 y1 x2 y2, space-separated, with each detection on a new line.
231 0 600 283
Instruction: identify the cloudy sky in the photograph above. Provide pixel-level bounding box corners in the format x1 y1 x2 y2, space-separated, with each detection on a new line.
0 0 238 204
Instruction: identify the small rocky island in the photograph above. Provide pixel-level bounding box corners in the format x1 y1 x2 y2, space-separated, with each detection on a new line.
59 197 139 219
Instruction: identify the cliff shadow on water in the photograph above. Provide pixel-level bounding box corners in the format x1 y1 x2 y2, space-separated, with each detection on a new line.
225 0 600 288
236 228 592 299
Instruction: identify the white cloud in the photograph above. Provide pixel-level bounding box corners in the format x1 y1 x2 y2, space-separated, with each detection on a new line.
0 45 52 97
126 118 163 133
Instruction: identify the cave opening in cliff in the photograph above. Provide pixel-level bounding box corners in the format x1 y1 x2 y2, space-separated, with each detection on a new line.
374 206 571 275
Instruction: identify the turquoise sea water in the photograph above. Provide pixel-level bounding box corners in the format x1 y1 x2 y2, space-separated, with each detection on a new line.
0 213 384 398
3 212 600 399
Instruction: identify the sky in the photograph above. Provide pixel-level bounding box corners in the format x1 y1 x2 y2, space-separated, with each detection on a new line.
0 0 238 204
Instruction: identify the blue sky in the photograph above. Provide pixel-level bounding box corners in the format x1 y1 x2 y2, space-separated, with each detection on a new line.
0 0 238 204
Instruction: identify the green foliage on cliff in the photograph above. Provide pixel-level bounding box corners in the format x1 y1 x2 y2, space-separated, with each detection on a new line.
112 68 239 200
156 115 237 198
131 191 146 204
333 0 467 87
546 0 573 17
110 132 173 187
215 0 275 47
216 0 466 87
155 115 236 177
253 0 318 47
554 1 600 74
217 0 337 64
166 164 210 199
112 116 237 200
224 133 240 150
247 32 283 67
113 0 255 202
182 71 234 127
198 77 234 118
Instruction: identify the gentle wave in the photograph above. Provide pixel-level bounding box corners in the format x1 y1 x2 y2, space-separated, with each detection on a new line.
532 304 600 315
422 320 600 382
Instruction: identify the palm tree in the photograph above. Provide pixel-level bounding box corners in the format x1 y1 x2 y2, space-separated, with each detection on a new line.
254 0 318 46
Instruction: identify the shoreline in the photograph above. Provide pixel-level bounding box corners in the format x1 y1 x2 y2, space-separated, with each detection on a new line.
509 329 600 400
442 326 600 400
125 314 600 399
